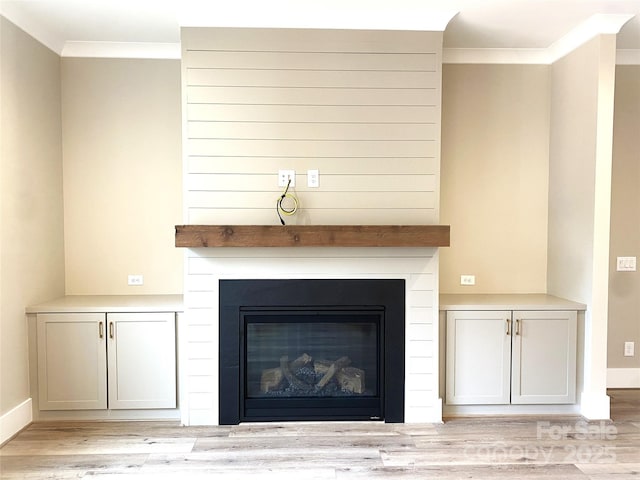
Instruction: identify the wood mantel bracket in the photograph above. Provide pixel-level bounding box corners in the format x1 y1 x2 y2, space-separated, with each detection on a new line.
175 225 450 248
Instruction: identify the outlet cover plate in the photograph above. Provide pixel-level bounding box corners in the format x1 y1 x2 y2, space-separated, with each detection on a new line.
278 170 295 187
460 275 476 286
128 274 144 286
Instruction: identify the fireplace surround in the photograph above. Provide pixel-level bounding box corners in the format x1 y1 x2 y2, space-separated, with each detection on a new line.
219 279 405 424
178 246 440 425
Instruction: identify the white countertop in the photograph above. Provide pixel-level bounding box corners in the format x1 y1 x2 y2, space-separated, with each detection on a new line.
439 293 586 311
27 293 583 313
26 295 184 314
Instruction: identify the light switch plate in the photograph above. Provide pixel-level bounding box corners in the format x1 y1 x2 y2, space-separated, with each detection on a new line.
624 341 635 357
617 256 637 271
307 169 319 188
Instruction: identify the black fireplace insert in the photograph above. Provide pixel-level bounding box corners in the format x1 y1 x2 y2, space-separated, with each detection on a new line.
219 279 405 424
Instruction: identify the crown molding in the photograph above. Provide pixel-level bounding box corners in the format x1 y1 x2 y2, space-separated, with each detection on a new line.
61 41 181 59
54 41 640 65
444 14 637 65
616 49 640 65
547 13 635 63
443 48 640 65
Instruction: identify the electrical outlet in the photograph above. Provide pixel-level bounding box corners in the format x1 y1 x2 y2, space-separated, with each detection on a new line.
460 275 476 286
128 274 143 286
278 170 295 187
624 341 635 357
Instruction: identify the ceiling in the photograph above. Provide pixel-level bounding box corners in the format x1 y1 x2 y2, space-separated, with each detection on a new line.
1 0 639 60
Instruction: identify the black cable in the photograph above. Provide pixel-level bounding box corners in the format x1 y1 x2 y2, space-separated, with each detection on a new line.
276 179 298 225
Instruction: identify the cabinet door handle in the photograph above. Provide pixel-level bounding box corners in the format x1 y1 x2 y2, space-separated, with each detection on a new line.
515 319 521 336
506 318 511 335
109 322 114 339
99 322 104 339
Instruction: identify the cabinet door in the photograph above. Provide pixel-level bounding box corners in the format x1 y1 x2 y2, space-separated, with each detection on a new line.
511 310 577 404
446 311 512 405
107 312 176 409
37 313 107 410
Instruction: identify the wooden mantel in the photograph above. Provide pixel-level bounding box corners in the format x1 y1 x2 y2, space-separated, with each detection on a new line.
175 225 450 248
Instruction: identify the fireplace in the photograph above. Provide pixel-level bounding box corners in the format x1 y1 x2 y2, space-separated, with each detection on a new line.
219 279 405 424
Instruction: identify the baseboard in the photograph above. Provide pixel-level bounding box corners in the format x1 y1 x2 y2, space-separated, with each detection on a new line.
607 368 640 388
579 391 611 420
0 398 32 445
434 397 444 424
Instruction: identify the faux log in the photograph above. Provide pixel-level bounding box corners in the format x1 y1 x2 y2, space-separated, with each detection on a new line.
262 353 313 393
264 355 362 394
336 366 365 394
314 359 332 375
316 356 351 389
260 367 284 393
290 353 312 371
280 355 313 392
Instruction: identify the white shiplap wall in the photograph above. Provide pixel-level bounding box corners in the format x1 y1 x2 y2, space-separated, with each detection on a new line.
182 27 442 225
181 248 441 425
180 28 443 425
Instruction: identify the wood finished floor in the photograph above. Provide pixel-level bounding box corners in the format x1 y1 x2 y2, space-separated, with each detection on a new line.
1 389 638 479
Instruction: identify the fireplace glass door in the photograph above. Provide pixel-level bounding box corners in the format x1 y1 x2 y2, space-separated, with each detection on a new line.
241 309 383 421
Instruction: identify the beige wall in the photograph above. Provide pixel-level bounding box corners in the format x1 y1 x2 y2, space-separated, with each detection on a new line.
440 64 550 294
547 37 609 303
1 18 65 417
61 58 183 295
548 35 617 416
608 65 640 369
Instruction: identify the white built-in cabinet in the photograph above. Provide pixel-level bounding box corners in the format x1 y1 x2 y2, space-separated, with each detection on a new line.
510 310 577 404
37 313 108 410
107 313 176 409
37 312 176 411
28 295 182 418
446 309 577 405
441 294 583 408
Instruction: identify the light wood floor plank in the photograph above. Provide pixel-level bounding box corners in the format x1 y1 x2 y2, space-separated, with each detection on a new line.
0 437 196 456
228 421 406 437
576 462 640 478
1 389 637 479
76 471 338 480
141 447 383 471
0 453 147 479
194 433 416 451
336 464 589 479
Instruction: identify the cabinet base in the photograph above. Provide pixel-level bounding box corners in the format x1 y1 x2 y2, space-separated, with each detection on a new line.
33 408 180 422
443 403 580 417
